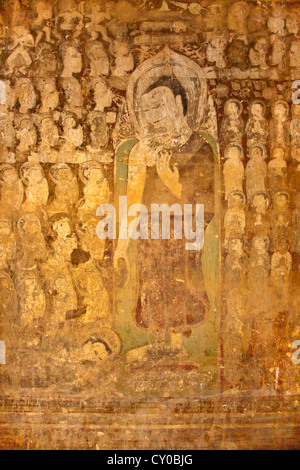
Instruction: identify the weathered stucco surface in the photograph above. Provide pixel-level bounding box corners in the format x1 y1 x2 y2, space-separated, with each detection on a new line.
0 0 300 450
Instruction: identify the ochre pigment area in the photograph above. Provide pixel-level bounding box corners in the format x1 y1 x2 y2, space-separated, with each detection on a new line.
0 0 300 450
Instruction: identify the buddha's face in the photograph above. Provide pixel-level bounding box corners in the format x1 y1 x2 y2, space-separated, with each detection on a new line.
140 86 184 135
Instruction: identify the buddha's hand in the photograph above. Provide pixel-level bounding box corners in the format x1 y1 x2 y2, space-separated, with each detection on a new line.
114 239 130 286
156 151 182 199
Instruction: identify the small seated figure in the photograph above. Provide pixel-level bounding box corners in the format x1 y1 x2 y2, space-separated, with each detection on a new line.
271 191 292 244
220 99 244 150
248 192 270 237
42 215 78 329
49 215 77 261
15 78 36 114
86 41 109 77
47 163 79 216
0 218 16 271
223 143 245 200
16 269 46 328
224 191 246 240
6 26 34 75
268 147 287 192
62 76 83 118
267 9 287 73
20 158 49 213
17 213 46 269
291 104 300 147
226 1 250 37
36 114 59 161
292 193 300 255
47 274 78 328
110 40 134 79
245 144 267 203
78 161 110 215
249 37 270 72
93 79 112 113
245 100 268 148
224 237 247 292
247 5 267 34
0 164 24 212
227 39 250 72
286 12 300 37
81 0 111 41
15 117 37 157
37 78 60 114
291 146 300 173
269 101 290 150
247 235 270 301
87 111 109 152
36 43 58 78
206 36 227 69
60 42 83 80
0 110 15 162
59 113 83 162
76 214 106 263
271 233 292 300
55 0 83 39
32 0 55 45
60 42 83 117
290 40 300 72
71 250 111 327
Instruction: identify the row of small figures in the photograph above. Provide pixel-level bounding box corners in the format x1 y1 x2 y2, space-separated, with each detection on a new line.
0 159 110 218
220 99 300 152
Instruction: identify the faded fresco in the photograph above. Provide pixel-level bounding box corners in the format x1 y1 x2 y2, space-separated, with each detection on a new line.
0 0 300 450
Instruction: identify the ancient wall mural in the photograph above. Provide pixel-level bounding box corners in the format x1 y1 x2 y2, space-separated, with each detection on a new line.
0 0 300 450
